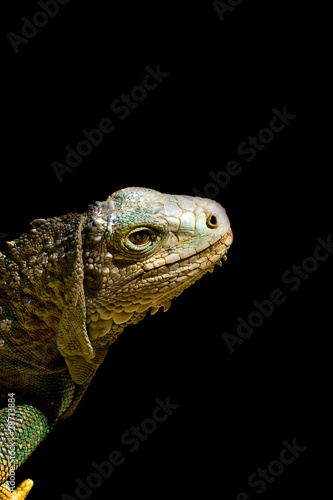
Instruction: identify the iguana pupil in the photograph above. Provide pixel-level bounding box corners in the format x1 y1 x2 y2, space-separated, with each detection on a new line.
129 229 151 245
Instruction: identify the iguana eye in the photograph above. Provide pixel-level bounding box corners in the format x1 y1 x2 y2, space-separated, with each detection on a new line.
110 224 165 257
129 230 152 246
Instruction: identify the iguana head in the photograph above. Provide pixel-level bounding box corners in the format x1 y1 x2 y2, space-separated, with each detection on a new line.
83 187 233 341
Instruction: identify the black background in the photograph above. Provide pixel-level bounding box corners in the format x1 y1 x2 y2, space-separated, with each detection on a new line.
1 1 330 499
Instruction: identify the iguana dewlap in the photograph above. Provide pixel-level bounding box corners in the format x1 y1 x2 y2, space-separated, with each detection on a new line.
0 187 233 498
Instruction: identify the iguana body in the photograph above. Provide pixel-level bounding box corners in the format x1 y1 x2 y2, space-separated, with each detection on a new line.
0 187 233 498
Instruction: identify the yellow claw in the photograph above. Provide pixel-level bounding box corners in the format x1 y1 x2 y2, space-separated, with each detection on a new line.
10 479 33 500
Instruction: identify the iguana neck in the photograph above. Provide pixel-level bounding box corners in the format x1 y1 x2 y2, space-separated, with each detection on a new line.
0 213 84 339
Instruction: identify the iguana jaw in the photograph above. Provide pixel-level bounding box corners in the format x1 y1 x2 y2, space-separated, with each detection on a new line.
144 227 233 315
86 228 233 341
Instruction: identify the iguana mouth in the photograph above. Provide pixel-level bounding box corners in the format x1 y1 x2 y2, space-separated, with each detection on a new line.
144 227 233 272
129 229 233 317
86 229 233 340
143 228 233 303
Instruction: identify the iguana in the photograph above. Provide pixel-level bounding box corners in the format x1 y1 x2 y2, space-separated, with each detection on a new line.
0 187 233 499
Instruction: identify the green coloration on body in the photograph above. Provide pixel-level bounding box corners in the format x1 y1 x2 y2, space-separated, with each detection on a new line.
0 187 233 498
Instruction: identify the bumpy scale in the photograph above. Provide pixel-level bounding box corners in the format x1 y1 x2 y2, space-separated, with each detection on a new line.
0 187 233 498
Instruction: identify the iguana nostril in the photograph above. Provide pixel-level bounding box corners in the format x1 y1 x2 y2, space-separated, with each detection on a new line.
206 212 219 228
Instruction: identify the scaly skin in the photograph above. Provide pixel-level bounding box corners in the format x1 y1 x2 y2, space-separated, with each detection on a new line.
0 187 233 498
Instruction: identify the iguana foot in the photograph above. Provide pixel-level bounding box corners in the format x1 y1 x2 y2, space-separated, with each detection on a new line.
0 479 33 500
